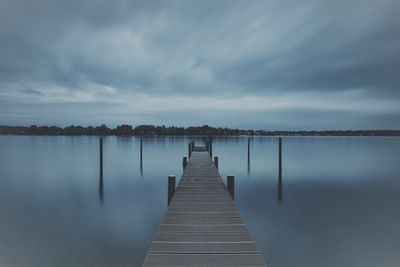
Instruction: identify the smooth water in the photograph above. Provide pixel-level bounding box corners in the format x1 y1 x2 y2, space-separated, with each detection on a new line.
1 136 399 267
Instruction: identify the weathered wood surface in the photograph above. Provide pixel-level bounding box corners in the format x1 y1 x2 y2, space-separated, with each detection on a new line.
142 151 266 267
192 146 207 152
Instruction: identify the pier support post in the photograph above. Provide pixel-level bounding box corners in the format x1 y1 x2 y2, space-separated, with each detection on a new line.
99 137 104 203
191 140 195 150
214 156 218 169
140 137 143 162
278 137 282 177
99 137 103 177
209 138 213 157
278 137 283 203
247 137 250 162
168 175 176 205
183 157 188 169
188 143 192 158
140 138 143 176
227 175 235 200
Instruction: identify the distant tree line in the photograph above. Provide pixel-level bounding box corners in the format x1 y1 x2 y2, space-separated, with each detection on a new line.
0 125 399 136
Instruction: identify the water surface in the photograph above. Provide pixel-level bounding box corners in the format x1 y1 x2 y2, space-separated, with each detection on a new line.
1 136 399 267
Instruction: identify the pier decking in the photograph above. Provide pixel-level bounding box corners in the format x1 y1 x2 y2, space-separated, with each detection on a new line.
143 148 267 266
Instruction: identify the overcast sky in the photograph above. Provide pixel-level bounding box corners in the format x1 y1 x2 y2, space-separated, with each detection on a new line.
1 0 399 129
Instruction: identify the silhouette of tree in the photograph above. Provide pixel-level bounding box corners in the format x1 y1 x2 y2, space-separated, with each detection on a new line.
0 125 399 136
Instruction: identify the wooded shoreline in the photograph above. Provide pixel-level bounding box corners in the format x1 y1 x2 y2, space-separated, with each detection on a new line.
1 125 399 136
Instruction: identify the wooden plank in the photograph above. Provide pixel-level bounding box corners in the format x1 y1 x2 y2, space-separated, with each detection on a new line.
158 224 248 233
162 216 245 225
154 232 254 242
149 242 259 254
143 254 266 267
165 214 240 217
164 212 242 218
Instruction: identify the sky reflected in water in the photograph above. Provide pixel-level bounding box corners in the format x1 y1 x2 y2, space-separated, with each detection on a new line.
1 136 399 267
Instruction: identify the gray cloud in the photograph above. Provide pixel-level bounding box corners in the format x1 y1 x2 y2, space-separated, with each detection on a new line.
0 0 399 128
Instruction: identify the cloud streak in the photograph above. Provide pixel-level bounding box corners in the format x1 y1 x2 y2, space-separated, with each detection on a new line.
1 0 399 129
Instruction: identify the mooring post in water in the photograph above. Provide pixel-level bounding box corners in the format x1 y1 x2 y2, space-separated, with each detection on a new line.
191 140 195 151
279 137 282 177
168 175 176 205
227 175 235 200
99 137 103 177
188 142 192 158
214 156 219 169
277 137 283 203
99 137 104 204
205 140 209 152
140 137 143 162
183 156 188 169
209 136 213 157
247 137 251 162
139 137 143 176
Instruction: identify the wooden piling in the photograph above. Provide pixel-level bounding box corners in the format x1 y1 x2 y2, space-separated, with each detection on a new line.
227 175 235 200
99 137 104 204
247 137 250 162
183 156 188 169
99 137 103 177
209 138 213 157
188 143 192 158
279 137 282 178
168 175 176 205
277 137 283 203
140 138 143 162
214 156 219 169
139 138 143 176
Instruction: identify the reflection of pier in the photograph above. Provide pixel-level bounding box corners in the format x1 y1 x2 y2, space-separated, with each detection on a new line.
142 143 267 266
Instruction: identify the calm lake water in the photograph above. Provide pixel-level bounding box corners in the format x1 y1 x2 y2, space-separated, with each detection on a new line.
1 136 400 267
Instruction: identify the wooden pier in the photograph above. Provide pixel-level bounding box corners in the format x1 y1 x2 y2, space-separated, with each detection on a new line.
142 146 267 266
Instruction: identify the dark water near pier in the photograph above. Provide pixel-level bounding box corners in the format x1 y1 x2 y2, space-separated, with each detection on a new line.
1 136 400 267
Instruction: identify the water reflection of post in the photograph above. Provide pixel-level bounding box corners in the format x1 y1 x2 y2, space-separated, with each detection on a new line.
99 172 104 204
99 137 104 204
277 173 283 203
140 137 143 177
247 157 251 175
247 137 251 175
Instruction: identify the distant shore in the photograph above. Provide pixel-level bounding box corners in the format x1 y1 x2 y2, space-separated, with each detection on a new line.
1 125 399 136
